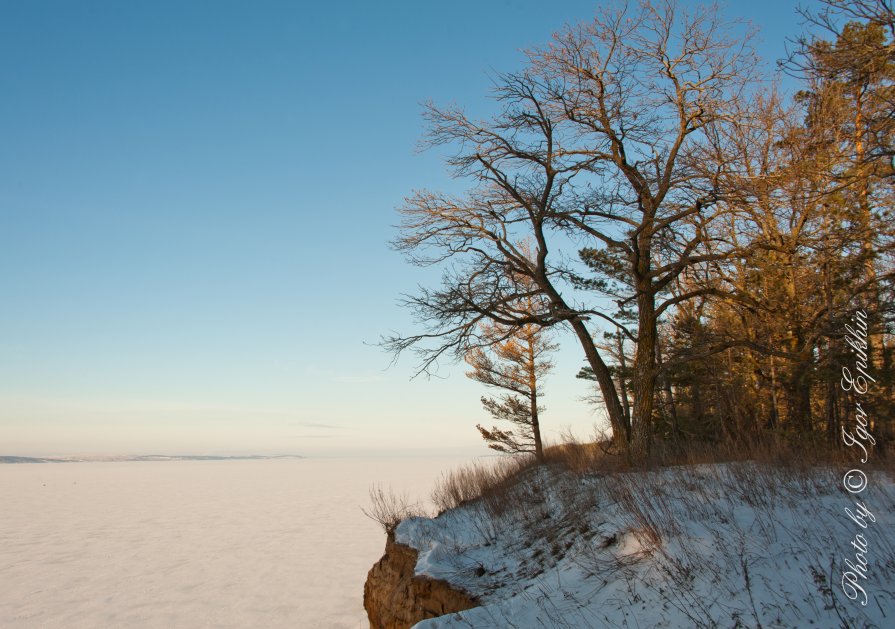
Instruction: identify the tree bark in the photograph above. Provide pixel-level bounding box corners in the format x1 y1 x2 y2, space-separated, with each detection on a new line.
527 330 545 462
630 278 658 460
617 333 633 427
568 317 630 448
785 356 813 431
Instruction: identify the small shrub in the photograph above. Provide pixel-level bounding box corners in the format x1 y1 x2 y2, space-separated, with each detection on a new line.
362 484 424 534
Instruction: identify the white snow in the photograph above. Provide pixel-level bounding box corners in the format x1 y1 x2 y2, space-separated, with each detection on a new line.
0 456 467 628
396 463 895 628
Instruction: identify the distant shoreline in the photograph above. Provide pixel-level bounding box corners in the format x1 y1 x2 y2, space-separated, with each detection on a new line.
0 454 305 464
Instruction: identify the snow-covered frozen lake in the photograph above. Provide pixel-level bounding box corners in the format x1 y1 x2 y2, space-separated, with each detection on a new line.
0 456 468 628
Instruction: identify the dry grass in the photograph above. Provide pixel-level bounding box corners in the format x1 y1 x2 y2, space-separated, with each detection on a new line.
362 484 425 534
430 455 538 514
541 433 895 475
420 436 895 561
424 429 894 528
424 436 893 530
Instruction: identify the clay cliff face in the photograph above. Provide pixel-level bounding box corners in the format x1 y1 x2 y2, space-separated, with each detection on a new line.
364 533 479 629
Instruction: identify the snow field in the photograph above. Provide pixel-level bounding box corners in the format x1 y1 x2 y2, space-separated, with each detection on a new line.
0 457 467 628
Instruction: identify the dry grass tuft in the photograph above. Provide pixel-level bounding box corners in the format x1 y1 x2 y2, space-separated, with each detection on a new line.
362 484 425 534
430 455 537 514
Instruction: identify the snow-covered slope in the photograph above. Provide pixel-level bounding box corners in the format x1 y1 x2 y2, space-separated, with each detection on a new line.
395 463 895 628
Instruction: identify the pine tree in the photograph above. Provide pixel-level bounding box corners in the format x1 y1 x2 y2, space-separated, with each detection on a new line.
466 321 557 462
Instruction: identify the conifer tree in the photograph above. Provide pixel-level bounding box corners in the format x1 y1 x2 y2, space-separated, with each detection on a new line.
466 321 557 461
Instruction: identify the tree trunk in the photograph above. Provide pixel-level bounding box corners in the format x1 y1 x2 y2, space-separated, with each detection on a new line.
785 357 813 432
655 335 679 441
530 395 543 461
568 317 630 448
535 239 629 450
630 278 658 461
616 333 632 427
825 376 840 441
527 331 545 462
767 355 780 430
692 377 705 429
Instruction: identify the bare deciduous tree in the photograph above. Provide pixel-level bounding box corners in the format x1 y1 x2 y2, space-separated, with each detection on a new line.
385 0 757 460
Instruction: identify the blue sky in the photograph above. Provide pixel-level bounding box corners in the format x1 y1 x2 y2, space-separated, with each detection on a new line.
0 0 802 456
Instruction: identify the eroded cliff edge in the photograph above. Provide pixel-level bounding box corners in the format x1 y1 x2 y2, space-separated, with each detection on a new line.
363 533 478 629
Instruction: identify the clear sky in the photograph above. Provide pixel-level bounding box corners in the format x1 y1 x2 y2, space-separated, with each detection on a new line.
0 0 802 457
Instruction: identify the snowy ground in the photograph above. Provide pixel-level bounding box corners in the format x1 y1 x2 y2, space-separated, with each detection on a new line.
397 463 895 628
0 456 468 628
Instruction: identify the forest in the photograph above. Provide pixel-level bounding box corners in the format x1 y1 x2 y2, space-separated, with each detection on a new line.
384 0 895 462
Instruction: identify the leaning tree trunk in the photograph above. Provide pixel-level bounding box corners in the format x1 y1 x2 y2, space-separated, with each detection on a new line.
534 233 630 451
568 317 630 448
